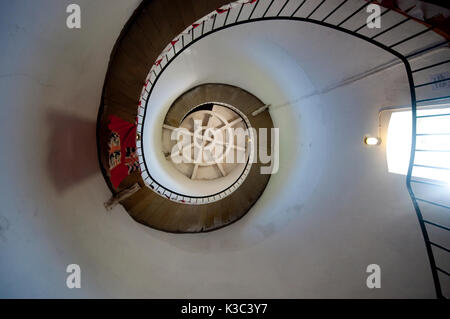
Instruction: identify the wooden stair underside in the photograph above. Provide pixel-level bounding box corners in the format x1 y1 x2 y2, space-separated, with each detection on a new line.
97 0 274 232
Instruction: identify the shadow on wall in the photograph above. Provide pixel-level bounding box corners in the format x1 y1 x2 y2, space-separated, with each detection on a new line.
47 110 99 193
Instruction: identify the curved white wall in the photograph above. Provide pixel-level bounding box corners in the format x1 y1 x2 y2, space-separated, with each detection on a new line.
0 1 436 298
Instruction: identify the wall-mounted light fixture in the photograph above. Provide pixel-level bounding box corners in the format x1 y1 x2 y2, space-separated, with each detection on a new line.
364 135 381 146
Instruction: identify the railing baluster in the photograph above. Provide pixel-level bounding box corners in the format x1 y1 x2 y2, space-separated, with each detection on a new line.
389 27 434 49
307 0 325 19
416 149 450 152
413 164 450 171
423 220 450 232
415 78 450 89
263 0 275 17
412 60 450 73
416 133 450 136
277 0 289 17
416 198 450 210
436 268 450 276
371 17 410 40
322 0 347 22
236 3 245 22
429 241 450 253
417 95 450 104
212 13 217 29
224 6 231 25
290 0 307 18
417 113 450 118
337 2 369 27
172 42 177 55
249 0 260 19
405 40 449 60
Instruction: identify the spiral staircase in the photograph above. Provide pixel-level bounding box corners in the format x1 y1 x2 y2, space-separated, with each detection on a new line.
94 0 450 298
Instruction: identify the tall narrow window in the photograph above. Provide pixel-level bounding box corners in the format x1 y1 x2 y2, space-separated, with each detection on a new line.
386 105 450 184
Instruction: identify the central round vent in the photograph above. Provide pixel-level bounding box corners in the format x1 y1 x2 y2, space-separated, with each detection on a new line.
148 93 257 205
161 102 253 203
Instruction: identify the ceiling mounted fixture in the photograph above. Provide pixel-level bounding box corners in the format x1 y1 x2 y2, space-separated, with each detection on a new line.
364 135 381 146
